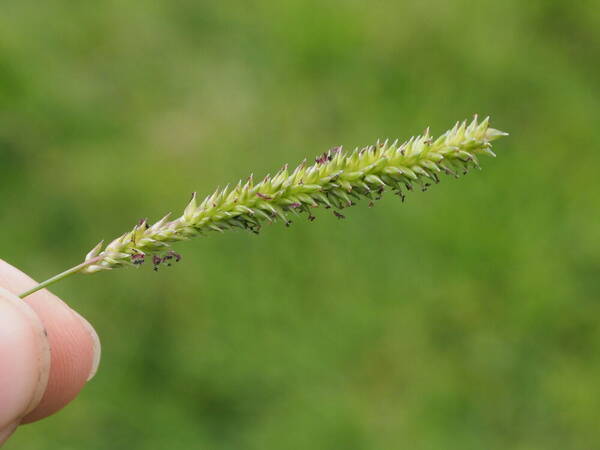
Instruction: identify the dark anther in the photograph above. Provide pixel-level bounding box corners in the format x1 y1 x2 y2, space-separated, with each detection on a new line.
315 153 328 165
333 211 345 219
163 251 181 265
285 220 293 227
131 253 145 265
152 255 162 271
308 215 316 222
368 201 374 208
163 250 181 262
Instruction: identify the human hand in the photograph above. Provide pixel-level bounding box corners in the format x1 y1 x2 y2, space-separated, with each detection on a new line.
0 259 100 446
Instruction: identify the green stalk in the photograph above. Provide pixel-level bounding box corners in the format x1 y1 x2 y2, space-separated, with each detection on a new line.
18 256 104 299
18 116 507 299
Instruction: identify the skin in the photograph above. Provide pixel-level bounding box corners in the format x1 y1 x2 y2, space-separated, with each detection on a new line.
0 259 100 446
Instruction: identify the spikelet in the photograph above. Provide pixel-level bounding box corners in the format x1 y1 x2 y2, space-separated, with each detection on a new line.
82 116 507 273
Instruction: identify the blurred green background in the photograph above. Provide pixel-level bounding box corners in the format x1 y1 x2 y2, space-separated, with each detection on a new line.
2 0 599 449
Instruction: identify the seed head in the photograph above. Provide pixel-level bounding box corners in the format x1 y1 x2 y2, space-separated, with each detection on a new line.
81 116 507 273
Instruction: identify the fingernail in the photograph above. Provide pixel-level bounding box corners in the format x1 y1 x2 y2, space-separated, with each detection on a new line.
0 422 19 446
73 312 101 381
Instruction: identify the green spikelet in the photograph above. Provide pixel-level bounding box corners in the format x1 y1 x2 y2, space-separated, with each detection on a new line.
82 116 507 273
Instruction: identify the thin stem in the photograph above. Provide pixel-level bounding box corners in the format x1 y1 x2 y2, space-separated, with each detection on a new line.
18 256 103 299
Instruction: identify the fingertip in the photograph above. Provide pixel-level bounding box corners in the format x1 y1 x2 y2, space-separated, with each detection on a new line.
0 259 100 424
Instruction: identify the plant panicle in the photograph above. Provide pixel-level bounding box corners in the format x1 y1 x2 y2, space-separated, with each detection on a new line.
81 115 507 274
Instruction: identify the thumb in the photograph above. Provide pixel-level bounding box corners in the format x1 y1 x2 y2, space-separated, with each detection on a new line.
0 287 51 445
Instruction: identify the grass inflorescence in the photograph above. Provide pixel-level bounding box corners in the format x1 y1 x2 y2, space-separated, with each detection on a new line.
17 116 507 298
81 116 507 274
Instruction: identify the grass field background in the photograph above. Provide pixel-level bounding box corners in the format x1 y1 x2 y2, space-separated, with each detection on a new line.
2 1 599 449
